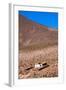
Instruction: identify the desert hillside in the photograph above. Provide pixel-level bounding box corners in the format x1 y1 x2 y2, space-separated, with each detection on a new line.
19 15 58 51
18 14 58 79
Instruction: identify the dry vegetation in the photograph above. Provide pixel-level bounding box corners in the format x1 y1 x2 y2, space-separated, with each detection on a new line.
18 15 58 79
18 45 58 79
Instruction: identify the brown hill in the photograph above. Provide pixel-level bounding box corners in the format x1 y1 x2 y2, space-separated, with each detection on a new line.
19 15 58 51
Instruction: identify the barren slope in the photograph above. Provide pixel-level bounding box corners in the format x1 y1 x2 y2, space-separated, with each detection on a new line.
18 14 58 79
19 15 58 51
19 45 58 79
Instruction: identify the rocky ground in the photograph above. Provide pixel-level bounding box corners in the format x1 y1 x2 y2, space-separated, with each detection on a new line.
18 45 58 79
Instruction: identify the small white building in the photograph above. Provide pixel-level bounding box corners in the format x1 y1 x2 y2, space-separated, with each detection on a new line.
35 63 43 69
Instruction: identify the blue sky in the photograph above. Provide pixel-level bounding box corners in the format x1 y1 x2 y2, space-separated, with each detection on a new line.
19 11 58 30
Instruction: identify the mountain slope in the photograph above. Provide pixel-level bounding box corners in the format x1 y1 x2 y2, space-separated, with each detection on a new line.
19 15 58 51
